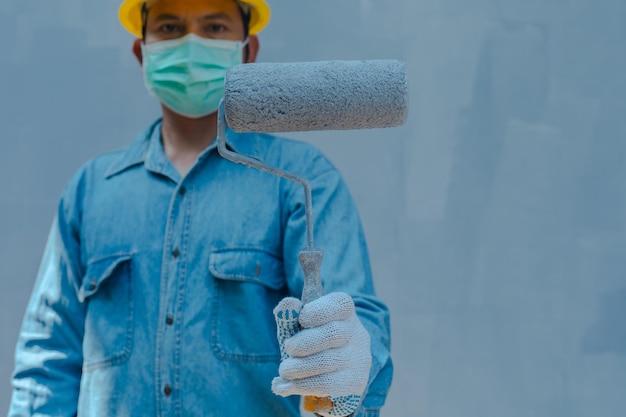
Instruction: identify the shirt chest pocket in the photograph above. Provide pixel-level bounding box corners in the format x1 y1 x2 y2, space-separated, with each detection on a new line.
209 248 287 362
79 253 134 372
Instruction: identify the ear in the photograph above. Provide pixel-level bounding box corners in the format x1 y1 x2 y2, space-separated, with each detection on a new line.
245 35 260 64
132 38 143 66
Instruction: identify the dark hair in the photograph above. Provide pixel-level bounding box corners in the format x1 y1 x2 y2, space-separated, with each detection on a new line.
237 3 252 39
141 3 148 40
140 2 251 40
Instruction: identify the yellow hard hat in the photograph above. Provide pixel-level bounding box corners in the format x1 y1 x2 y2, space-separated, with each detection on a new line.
118 0 271 38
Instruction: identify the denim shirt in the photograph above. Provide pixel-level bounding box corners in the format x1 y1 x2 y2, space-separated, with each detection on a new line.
9 120 392 417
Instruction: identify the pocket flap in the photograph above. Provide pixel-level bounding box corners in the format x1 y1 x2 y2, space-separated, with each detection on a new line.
79 254 133 302
209 248 284 290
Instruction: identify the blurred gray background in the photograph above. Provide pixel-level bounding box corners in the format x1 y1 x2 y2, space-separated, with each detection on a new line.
2 0 626 416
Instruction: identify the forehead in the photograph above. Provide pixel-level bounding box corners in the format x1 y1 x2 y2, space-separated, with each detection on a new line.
149 0 241 17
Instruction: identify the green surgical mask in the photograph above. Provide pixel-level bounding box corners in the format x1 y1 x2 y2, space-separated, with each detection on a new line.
142 34 247 118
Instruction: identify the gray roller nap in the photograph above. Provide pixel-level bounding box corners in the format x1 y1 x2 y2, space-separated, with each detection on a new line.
224 60 409 133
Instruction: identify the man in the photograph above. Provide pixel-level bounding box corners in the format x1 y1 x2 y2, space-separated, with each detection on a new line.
8 0 392 416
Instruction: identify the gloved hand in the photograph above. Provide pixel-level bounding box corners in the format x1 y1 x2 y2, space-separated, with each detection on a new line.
272 292 372 417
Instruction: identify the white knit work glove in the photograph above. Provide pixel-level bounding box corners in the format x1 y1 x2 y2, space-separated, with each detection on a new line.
272 292 372 417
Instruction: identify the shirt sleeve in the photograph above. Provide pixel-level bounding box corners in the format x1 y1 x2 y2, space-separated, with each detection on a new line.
281 153 393 413
8 185 86 417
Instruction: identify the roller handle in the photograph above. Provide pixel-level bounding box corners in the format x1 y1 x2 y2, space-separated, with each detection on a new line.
298 250 334 414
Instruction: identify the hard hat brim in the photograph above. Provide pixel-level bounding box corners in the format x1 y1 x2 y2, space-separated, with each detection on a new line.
118 0 271 38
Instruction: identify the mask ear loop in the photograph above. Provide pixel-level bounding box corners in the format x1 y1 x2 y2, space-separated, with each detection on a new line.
242 37 251 63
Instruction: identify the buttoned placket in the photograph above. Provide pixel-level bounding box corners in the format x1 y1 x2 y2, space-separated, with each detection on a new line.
145 124 251 416
147 133 201 417
152 134 222 417
155 180 190 417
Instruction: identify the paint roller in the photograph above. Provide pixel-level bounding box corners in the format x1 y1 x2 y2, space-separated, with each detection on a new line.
216 59 408 414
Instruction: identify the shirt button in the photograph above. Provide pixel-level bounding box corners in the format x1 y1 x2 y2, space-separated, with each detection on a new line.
166 315 174 326
89 279 97 291
164 384 172 396
172 248 180 259
179 187 186 196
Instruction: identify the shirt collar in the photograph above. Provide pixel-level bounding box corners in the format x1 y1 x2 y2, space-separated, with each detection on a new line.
104 118 255 180
104 119 159 179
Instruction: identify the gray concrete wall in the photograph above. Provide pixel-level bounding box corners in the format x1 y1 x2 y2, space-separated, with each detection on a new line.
1 0 625 415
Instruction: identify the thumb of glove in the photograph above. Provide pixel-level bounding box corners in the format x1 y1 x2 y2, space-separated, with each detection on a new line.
273 297 303 361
